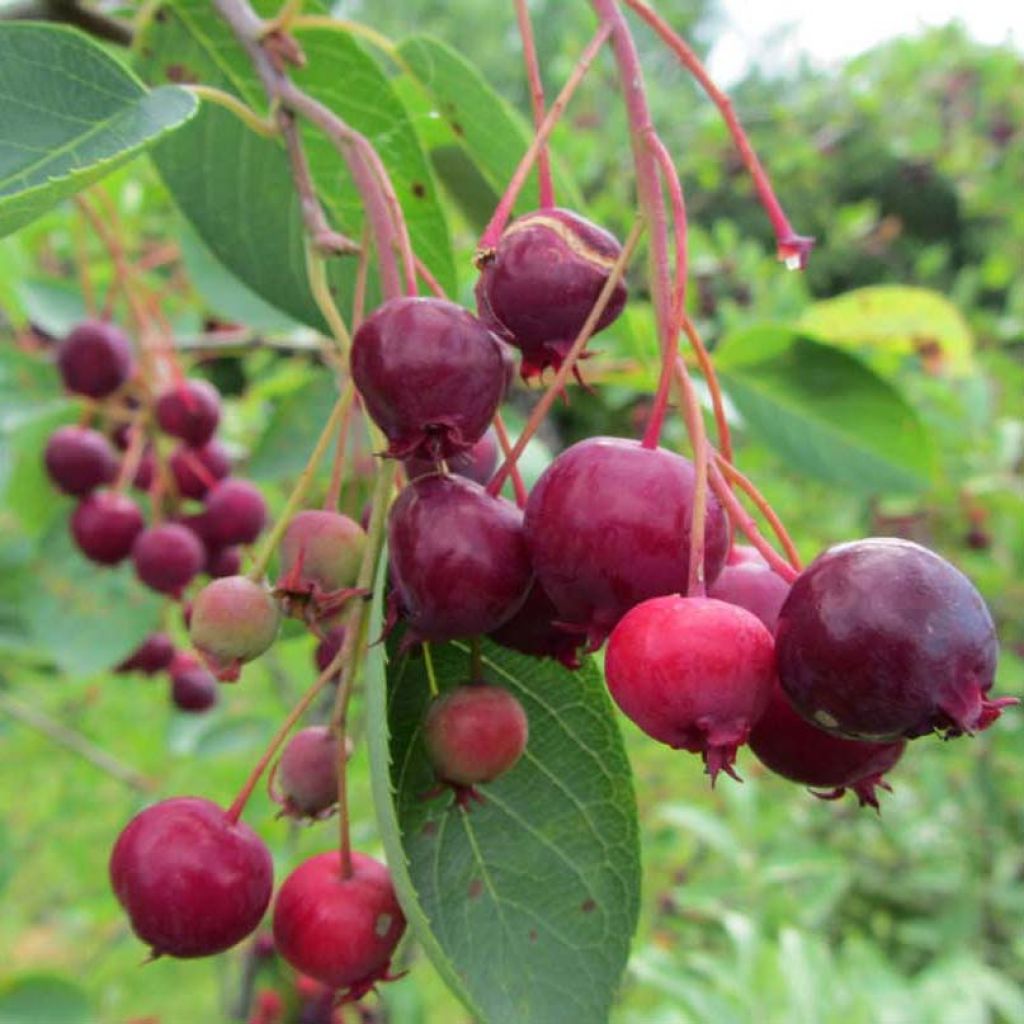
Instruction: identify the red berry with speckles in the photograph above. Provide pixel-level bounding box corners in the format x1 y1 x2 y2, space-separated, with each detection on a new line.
190 576 280 680
170 655 220 713
57 320 135 398
203 479 268 546
71 490 145 565
155 379 221 447
170 441 231 499
475 208 627 379
44 426 118 496
132 523 205 596
116 632 176 675
272 851 405 997
424 683 528 787
605 596 775 782
109 797 273 958
351 297 510 461
524 437 730 649
776 538 1011 740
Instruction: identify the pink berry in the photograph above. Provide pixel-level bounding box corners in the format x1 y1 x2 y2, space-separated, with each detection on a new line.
115 632 176 675
272 726 341 819
707 562 791 634
276 510 366 616
170 441 231 499
70 490 144 565
155 379 221 446
170 655 219 713
57 320 135 398
205 545 243 578
44 426 118 496
132 523 205 596
189 576 280 680
203 479 268 547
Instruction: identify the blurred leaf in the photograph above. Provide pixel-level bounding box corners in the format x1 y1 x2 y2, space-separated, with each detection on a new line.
0 973 92 1024
0 346 62 430
799 286 975 376
16 279 90 339
365 569 640 1024
0 24 196 237
716 325 938 494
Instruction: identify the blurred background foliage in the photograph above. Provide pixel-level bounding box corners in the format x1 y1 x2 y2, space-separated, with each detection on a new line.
1 0 1023 1021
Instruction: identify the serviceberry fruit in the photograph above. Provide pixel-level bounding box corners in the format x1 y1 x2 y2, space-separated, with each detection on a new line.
57 320 135 398
203 479 268 546
776 538 1011 740
71 490 145 565
475 208 627 379
314 625 346 676
388 474 533 643
524 437 730 648
170 441 231 499
189 575 280 680
109 796 273 958
205 545 242 579
404 426 499 486
273 851 405 998
708 561 790 633
169 654 220 713
115 632 176 675
132 522 205 596
605 596 775 782
350 297 510 461
489 581 583 669
44 426 118 496
271 726 342 820
155 379 221 447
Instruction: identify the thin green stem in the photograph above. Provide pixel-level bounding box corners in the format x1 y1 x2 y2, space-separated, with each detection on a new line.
305 240 352 358
423 643 440 699
186 85 278 137
469 635 484 682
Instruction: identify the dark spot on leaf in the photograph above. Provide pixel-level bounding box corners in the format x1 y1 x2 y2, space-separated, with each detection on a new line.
154 7 167 21
528 929 538 943
411 182 426 199
422 820 438 837
139 47 153 58
166 64 198 84
451 121 464 137
468 879 484 900
581 898 597 913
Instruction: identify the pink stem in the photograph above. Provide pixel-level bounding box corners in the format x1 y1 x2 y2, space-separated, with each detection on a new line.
492 412 529 508
674 359 709 596
514 0 555 208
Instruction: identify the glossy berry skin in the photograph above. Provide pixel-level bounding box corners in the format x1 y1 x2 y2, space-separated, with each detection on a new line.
524 437 730 648
605 596 775 782
190 576 280 680
708 562 791 634
404 426 499 486
203 479 268 546
170 441 231 499
489 581 583 669
170 656 219 713
44 426 118 496
272 851 405 996
132 523 205 596
749 684 905 809
388 475 533 643
273 726 340 819
776 538 1008 741
57 320 135 398
350 297 510 461
155 379 221 447
109 797 273 958
116 632 176 675
475 208 627 379
424 684 528 786
278 511 366 602
71 491 145 565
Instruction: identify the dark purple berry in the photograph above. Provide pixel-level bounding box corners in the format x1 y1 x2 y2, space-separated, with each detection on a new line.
404 426 499 485
57 320 135 398
205 545 242 578
203 479 267 546
170 441 231 499
776 538 1011 741
523 437 730 649
109 796 272 957
489 581 583 668
350 297 510 461
170 655 220 713
155 379 221 447
132 522 205 596
70 490 144 565
115 632 176 675
475 208 627 379
388 475 533 643
44 426 118 496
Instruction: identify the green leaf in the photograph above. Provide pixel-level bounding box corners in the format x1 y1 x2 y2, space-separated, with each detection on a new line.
716 325 937 494
0 24 196 237
365 572 640 1024
798 286 975 376
0 973 92 1024
396 35 581 227
135 3 455 328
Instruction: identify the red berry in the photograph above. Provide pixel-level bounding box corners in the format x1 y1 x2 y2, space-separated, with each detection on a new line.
605 596 775 782
170 441 231 499
475 208 628 379
276 510 366 614
707 562 790 633
189 576 280 679
155 379 221 447
524 437 730 648
350 297 510 461
272 726 341 819
388 475 533 643
777 538 1010 740
272 851 405 995
424 684 528 786
489 581 583 668
404 426 499 486
749 683 906 809
726 544 767 567
131 448 156 492
206 545 242 578
203 479 268 546
44 426 118 496
116 632 176 675
132 523 205 596
109 797 273 958
57 320 135 398
169 655 219 713
71 490 144 565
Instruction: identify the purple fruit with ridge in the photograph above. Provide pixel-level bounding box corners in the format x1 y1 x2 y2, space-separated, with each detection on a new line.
388 475 533 643
350 297 510 462
489 581 583 669
170 655 220 713
523 436 730 649
203 479 267 546
708 562 790 634
404 426 500 486
170 441 231 499
71 490 145 565
776 537 1011 741
132 522 205 596
155 379 221 447
109 796 272 957
116 632 176 675
189 575 280 680
475 208 627 379
44 426 118 496
57 320 135 398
